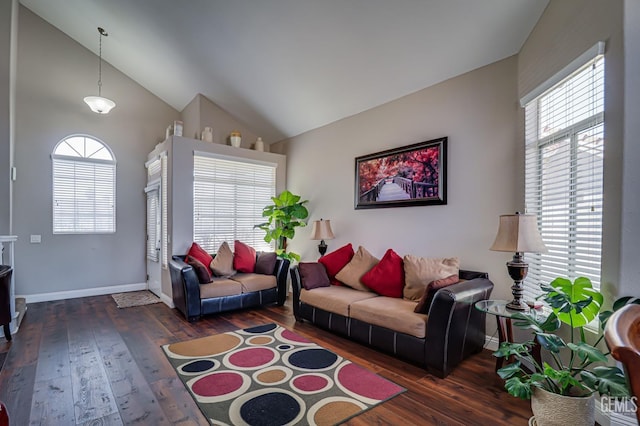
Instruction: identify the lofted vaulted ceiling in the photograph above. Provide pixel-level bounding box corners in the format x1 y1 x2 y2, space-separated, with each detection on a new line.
20 0 549 142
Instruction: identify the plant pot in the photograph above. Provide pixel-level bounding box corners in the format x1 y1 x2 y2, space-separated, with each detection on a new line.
531 387 594 426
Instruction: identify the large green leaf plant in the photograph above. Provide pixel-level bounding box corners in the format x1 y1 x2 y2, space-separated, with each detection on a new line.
255 190 308 262
494 277 638 400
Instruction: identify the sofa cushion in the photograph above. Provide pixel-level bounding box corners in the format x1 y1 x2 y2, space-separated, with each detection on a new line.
232 273 277 293
318 243 355 285
335 246 378 292
403 255 460 301
255 252 277 275
186 242 213 269
414 274 460 313
234 240 256 273
299 286 378 317
360 248 404 298
199 278 242 299
186 256 212 284
210 241 236 277
350 297 427 339
298 263 331 290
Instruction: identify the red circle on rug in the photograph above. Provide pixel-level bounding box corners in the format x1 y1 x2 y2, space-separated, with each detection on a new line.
292 374 328 392
337 363 403 401
281 329 310 343
228 347 275 368
192 372 244 397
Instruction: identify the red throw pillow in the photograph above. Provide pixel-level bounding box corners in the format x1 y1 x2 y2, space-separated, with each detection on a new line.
360 249 404 298
414 274 460 313
233 240 256 273
318 243 355 285
186 242 213 268
298 263 331 290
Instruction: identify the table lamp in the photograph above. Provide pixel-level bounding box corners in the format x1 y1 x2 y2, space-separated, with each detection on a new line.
490 212 547 310
310 219 334 256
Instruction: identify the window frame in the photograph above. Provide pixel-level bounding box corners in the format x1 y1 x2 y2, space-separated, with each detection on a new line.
51 134 117 235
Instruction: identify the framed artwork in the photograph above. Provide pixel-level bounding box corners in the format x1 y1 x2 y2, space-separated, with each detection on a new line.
355 137 447 209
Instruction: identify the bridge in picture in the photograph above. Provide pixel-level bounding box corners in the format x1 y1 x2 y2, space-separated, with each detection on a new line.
359 176 438 203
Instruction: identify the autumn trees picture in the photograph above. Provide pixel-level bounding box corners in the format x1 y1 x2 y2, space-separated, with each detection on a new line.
355 137 447 209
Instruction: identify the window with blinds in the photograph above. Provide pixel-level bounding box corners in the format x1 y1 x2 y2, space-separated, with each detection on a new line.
523 54 604 300
146 187 160 262
193 153 276 253
52 135 116 234
161 154 169 267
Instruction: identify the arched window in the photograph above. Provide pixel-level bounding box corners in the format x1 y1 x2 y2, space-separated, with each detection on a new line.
52 135 116 233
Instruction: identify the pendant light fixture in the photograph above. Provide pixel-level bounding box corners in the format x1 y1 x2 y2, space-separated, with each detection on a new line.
84 27 116 114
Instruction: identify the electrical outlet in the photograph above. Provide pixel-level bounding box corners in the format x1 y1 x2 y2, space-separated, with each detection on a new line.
30 235 41 243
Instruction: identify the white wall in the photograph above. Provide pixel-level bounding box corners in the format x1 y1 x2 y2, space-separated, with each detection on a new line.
273 56 521 301
13 7 180 297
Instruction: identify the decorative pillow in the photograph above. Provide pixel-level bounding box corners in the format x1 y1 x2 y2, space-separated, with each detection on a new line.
186 242 213 269
414 274 460 313
298 263 331 290
186 257 212 284
233 240 256 273
360 248 404 298
318 243 355 285
255 252 277 275
210 241 236 277
334 246 379 292
403 255 460 301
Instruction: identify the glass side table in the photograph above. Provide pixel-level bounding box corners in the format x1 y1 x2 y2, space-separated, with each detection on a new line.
475 299 551 372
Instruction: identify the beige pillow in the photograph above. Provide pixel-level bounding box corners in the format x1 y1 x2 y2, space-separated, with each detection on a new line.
334 246 379 291
210 242 236 277
403 255 460 301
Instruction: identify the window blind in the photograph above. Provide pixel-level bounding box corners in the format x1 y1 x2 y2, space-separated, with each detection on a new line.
161 154 169 268
53 158 116 233
523 55 604 301
193 154 276 253
146 188 160 262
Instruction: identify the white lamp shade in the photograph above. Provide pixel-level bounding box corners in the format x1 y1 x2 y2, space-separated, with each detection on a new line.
310 220 334 240
84 96 116 114
490 214 547 253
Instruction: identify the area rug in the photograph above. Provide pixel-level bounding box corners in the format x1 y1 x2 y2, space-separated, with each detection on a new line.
111 290 161 308
162 323 406 425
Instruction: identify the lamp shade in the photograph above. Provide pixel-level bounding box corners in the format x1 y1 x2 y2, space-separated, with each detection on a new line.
84 96 116 114
490 214 547 253
310 219 334 241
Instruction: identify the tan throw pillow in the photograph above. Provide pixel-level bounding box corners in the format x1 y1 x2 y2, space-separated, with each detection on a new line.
334 246 379 292
210 241 236 277
403 255 460 301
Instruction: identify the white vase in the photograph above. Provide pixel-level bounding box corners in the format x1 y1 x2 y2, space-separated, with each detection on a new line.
201 127 213 142
254 137 264 151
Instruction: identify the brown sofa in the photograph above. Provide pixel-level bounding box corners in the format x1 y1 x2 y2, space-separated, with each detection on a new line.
291 267 493 378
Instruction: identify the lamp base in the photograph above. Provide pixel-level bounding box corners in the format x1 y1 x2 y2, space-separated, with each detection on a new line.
505 253 529 311
318 240 327 256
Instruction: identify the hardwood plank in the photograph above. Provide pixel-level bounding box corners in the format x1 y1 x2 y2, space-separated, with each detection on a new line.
0 364 37 426
29 376 75 426
149 377 206 425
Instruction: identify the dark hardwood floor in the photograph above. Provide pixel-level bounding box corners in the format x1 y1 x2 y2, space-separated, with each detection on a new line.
0 295 533 425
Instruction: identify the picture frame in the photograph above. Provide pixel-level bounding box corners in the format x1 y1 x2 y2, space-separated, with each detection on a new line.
355 137 447 209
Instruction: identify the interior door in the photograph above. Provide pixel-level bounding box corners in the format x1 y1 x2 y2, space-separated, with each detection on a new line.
145 184 162 297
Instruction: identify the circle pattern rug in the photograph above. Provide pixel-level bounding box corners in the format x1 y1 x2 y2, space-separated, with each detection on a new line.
162 323 406 425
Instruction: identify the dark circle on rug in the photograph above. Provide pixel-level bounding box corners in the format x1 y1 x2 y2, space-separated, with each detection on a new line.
179 359 218 375
277 344 292 351
239 392 301 425
243 323 277 334
286 348 339 370
225 347 278 369
336 361 404 402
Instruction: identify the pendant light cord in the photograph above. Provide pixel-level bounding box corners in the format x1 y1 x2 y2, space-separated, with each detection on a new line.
97 27 108 97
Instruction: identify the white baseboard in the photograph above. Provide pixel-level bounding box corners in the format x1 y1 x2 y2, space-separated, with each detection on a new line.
160 293 175 308
484 335 499 351
18 282 147 303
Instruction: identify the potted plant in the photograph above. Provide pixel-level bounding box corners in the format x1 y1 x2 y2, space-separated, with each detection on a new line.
494 276 634 425
256 190 308 262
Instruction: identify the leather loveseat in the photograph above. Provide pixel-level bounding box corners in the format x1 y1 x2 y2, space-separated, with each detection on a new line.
169 255 289 322
291 267 493 378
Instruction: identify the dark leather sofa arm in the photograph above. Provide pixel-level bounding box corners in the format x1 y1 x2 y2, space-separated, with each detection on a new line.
290 265 303 320
425 276 494 378
274 258 290 305
169 256 202 322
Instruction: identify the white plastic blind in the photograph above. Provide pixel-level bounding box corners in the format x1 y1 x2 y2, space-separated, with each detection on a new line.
523 55 604 301
161 154 169 268
146 188 160 262
193 154 276 253
53 162 116 234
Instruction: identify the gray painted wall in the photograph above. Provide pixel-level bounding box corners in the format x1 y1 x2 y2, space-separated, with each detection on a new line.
13 7 179 296
272 56 521 302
